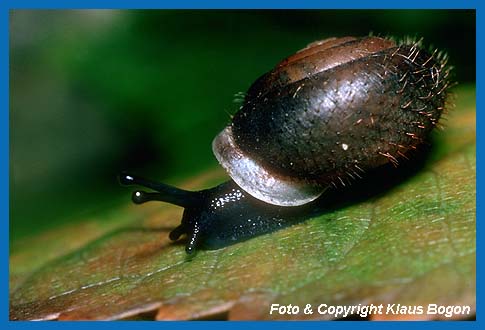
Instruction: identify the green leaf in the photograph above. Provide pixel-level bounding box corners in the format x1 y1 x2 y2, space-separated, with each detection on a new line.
10 85 475 320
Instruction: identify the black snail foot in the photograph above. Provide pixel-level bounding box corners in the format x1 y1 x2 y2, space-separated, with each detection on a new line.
119 173 311 254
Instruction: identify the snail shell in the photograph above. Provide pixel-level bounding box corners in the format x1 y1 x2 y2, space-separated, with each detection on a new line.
213 36 450 206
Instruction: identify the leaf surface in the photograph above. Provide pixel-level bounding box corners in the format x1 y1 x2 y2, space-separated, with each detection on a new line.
10 85 476 320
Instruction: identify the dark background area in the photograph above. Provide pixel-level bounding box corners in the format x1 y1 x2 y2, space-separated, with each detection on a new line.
9 10 475 242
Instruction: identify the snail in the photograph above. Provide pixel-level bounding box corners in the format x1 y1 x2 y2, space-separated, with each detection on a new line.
120 36 451 254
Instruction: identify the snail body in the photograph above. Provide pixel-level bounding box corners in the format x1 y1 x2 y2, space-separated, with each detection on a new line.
121 36 451 254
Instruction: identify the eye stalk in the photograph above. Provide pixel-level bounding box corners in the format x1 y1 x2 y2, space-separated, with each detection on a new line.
119 172 205 254
119 173 199 207
119 172 313 254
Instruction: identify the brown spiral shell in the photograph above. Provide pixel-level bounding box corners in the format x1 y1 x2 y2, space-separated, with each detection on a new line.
213 36 451 206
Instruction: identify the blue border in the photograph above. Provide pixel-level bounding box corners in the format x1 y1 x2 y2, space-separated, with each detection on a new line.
476 2 481 327
0 0 478 10
2 0 479 328
1 0 8 325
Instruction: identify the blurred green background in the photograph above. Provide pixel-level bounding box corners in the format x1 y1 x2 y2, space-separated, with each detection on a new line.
10 10 475 243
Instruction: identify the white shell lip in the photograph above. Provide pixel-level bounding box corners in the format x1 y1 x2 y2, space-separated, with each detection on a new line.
212 126 325 207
